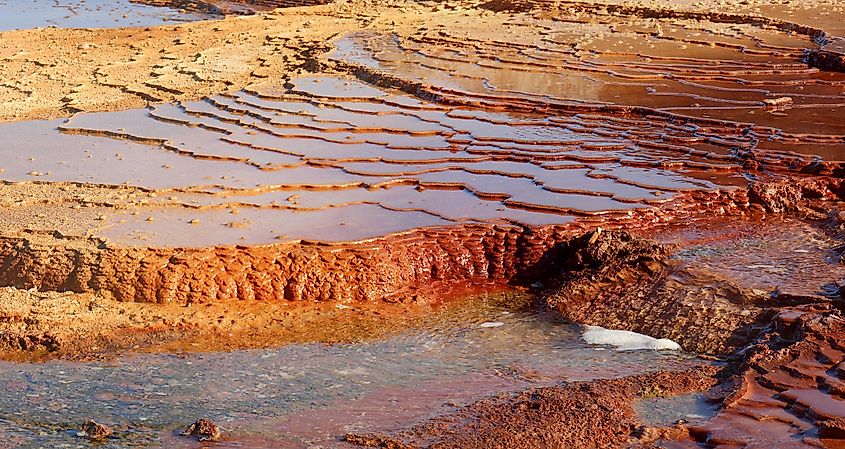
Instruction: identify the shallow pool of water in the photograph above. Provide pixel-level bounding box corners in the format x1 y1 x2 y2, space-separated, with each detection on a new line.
635 394 719 427
0 294 701 448
0 74 748 247
0 0 215 31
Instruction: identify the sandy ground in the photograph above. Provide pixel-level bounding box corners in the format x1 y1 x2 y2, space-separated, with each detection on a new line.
0 0 842 122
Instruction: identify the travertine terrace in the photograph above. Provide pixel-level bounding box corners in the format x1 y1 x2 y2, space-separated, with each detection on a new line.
1 0 845 447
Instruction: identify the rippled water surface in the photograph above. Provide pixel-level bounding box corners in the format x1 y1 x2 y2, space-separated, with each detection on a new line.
0 295 700 448
0 0 214 31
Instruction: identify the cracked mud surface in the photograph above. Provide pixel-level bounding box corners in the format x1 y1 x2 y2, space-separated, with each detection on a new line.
1 0 845 447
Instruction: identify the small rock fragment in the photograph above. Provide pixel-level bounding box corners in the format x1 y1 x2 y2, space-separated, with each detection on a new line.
181 419 221 442
80 419 112 440
587 227 603 245
762 96 793 108
819 417 845 439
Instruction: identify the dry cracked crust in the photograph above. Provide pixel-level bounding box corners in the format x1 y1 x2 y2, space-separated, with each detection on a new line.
1 0 843 122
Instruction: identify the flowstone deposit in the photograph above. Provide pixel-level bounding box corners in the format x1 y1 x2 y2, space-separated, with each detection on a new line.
342 222 845 449
0 0 844 447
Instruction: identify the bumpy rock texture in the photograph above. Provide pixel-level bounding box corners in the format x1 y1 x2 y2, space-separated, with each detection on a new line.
80 420 112 441
345 367 720 448
182 418 222 442
688 304 845 447
545 229 774 355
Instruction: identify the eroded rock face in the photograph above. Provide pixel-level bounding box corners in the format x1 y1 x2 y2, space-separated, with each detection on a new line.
0 225 578 304
808 38 845 72
544 230 771 355
548 228 670 274
0 184 748 306
747 177 845 215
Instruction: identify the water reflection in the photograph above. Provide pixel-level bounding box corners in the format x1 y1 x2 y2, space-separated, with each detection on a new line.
0 295 700 448
0 0 215 31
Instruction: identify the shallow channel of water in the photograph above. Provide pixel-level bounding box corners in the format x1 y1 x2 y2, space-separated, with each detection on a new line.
0 293 700 448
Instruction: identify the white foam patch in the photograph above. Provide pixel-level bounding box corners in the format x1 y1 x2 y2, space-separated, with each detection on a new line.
479 321 505 328
581 325 681 351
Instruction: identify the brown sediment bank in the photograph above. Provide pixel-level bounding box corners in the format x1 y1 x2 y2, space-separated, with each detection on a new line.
343 302 845 449
344 367 721 449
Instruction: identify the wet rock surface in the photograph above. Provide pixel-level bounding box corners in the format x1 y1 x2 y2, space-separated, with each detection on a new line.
79 419 112 440
342 222 845 449
543 218 845 356
685 304 845 448
181 418 221 442
344 367 720 449
544 229 768 356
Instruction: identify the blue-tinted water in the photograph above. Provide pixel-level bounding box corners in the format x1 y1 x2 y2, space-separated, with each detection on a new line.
0 295 703 448
0 0 215 31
